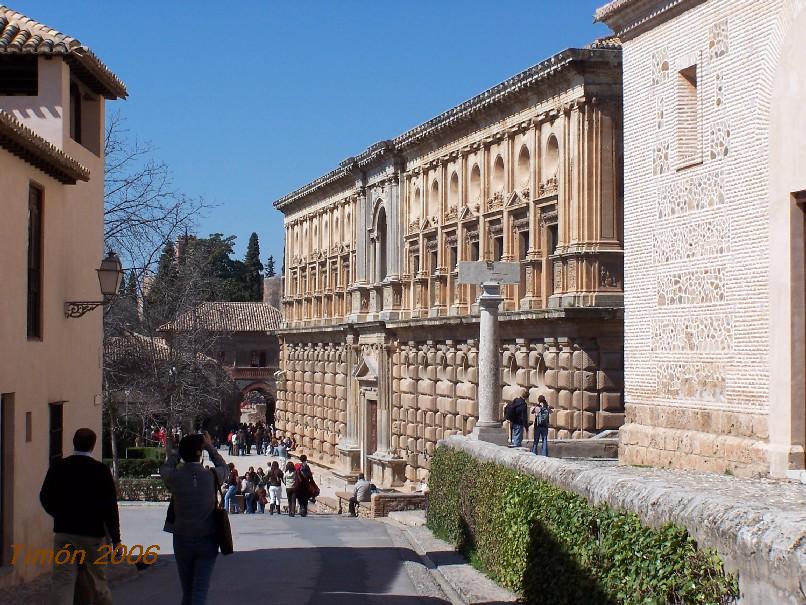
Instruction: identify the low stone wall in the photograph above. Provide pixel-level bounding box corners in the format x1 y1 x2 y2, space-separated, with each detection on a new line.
442 435 806 604
117 478 171 502
317 492 426 518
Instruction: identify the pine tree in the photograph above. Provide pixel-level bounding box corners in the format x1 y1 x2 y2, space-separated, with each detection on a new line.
265 255 276 278
244 232 263 301
145 240 179 324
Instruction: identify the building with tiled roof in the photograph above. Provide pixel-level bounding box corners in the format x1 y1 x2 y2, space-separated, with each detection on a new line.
0 5 126 99
0 4 125 586
158 302 283 334
159 302 283 422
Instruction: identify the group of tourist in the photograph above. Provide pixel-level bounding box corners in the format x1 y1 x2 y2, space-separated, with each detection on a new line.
505 390 552 455
222 454 317 517
224 422 297 456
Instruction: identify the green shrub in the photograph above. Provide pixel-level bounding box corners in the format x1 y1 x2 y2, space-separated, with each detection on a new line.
104 458 161 478
125 447 166 461
427 446 739 605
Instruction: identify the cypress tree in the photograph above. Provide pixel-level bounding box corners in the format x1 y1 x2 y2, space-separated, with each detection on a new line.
244 232 264 301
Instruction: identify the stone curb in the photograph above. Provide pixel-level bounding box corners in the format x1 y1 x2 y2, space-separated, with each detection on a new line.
384 517 518 605
442 435 806 604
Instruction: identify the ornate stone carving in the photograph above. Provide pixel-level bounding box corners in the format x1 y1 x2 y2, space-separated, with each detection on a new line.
600 263 622 289
488 221 504 237
513 216 530 232
540 209 558 226
487 191 504 210
444 206 458 222
426 239 439 252
408 218 420 234
466 228 480 243
538 176 558 197
553 261 563 292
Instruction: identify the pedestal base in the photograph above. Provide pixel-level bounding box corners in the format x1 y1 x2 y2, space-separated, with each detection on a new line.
367 453 407 487
336 443 361 480
470 425 509 446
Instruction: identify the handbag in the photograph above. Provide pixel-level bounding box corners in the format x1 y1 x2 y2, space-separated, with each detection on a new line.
163 498 175 533
210 469 234 555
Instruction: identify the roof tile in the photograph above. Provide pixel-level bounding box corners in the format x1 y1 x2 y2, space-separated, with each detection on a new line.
159 302 283 334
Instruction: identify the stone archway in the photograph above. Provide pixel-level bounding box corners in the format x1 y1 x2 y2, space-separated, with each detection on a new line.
240 383 276 427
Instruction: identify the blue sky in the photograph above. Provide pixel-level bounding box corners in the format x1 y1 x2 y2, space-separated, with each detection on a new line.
10 1 609 266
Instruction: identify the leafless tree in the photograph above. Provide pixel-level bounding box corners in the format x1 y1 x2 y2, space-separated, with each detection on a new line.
103 111 207 276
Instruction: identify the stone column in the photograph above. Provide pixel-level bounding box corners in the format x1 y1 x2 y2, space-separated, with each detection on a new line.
337 335 361 478
388 173 401 279
470 281 508 444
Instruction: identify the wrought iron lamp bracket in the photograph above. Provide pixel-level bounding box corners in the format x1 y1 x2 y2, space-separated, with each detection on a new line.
64 300 107 319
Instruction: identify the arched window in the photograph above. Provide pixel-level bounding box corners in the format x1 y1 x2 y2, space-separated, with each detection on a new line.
411 187 421 220
448 171 459 209
492 155 505 193
334 214 340 241
376 206 387 282
516 145 530 187
428 179 440 218
545 135 560 177
323 217 329 249
469 164 481 202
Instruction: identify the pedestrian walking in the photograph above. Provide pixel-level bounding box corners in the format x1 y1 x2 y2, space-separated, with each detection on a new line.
532 395 552 456
504 388 530 447
267 461 283 514
295 455 316 517
283 461 299 516
160 431 228 605
40 428 120 605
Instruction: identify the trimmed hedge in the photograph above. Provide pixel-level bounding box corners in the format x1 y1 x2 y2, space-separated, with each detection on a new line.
104 458 162 478
125 447 166 461
427 446 739 605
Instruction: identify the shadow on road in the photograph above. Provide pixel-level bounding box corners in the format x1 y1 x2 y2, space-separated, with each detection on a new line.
114 545 451 605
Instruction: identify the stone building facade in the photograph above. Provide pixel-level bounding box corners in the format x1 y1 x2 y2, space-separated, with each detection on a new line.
273 42 625 485
596 0 806 477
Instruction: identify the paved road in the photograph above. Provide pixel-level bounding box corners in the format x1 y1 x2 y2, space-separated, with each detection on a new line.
112 505 450 605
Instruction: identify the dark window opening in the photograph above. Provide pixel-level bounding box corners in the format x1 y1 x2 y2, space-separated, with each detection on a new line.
0 56 37 95
494 236 504 261
412 254 419 275
27 186 43 340
450 246 458 271
519 231 529 260
548 225 559 256
70 82 82 144
0 394 14 566
48 403 63 466
251 351 268 368
25 412 31 443
429 251 438 275
470 241 480 261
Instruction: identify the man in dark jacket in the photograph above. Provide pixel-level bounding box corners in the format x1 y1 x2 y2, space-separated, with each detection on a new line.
40 427 120 605
508 389 530 448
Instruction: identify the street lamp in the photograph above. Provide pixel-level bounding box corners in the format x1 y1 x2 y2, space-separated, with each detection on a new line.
64 251 124 318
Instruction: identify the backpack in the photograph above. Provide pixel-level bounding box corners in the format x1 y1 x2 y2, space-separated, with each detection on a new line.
503 401 516 422
537 406 550 428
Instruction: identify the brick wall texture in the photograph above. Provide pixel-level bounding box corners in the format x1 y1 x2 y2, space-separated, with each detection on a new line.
619 0 796 475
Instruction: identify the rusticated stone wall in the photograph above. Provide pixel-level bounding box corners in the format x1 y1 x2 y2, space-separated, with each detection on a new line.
275 313 623 485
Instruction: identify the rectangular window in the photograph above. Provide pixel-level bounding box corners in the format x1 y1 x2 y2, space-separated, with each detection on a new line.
0 56 37 95
429 251 438 275
412 254 419 275
548 225 559 256
470 241 480 262
27 185 43 339
677 64 700 168
69 82 82 144
251 351 267 367
48 403 63 466
25 412 31 443
494 237 504 261
450 246 458 271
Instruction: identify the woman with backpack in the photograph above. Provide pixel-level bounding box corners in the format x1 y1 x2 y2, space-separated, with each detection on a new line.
531 395 552 456
283 460 299 516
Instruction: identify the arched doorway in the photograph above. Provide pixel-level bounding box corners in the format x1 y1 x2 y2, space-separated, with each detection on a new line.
240 384 276 429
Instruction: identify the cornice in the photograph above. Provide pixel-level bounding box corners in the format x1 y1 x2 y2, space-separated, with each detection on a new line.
594 0 708 39
272 46 621 213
